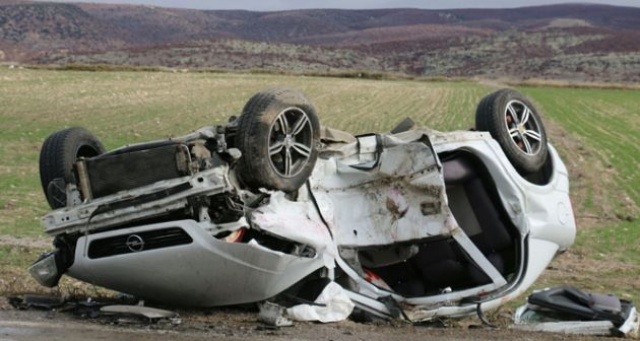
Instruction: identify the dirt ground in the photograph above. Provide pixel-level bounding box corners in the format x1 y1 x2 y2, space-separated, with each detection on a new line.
0 299 624 341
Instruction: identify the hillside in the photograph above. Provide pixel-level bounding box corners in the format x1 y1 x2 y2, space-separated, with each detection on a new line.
1 1 640 81
0 2 123 60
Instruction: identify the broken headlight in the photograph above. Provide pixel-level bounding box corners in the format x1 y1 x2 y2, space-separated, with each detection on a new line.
29 249 64 287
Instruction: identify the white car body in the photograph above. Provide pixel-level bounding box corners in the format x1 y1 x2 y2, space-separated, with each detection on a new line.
32 124 575 322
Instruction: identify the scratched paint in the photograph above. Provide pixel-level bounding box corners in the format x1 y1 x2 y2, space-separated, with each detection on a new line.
310 140 451 247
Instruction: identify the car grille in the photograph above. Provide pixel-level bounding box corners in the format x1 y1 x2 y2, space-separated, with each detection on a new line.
88 227 193 259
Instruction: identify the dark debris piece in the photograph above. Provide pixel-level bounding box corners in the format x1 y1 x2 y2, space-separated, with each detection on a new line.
8 294 65 310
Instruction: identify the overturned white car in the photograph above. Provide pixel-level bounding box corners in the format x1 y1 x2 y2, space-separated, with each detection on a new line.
31 88 576 322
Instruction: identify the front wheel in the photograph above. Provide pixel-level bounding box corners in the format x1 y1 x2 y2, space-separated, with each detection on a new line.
234 88 320 192
475 89 548 174
39 127 105 209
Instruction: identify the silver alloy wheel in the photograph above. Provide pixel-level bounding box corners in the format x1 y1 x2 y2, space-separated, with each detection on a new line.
504 100 543 155
267 107 314 177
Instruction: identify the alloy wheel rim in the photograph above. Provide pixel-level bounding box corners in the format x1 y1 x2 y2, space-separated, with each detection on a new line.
503 100 543 155
267 107 314 177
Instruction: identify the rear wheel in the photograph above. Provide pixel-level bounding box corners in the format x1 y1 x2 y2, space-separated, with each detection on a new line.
475 89 548 174
235 88 320 192
39 127 105 209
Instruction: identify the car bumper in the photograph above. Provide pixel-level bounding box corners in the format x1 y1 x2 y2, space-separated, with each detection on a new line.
66 219 325 306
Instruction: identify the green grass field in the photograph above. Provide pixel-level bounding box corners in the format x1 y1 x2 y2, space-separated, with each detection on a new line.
1 68 638 303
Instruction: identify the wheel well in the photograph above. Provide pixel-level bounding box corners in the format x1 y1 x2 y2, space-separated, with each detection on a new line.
523 150 554 185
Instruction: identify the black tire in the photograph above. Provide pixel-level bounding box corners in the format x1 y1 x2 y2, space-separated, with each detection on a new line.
235 88 320 192
39 127 105 209
475 89 548 174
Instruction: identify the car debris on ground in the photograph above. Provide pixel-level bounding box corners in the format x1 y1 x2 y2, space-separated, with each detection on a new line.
512 286 639 338
8 294 181 325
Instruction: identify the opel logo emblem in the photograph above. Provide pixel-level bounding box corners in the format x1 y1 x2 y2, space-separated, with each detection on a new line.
126 234 145 252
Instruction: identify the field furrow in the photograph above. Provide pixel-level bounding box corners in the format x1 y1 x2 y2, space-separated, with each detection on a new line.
522 87 640 212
